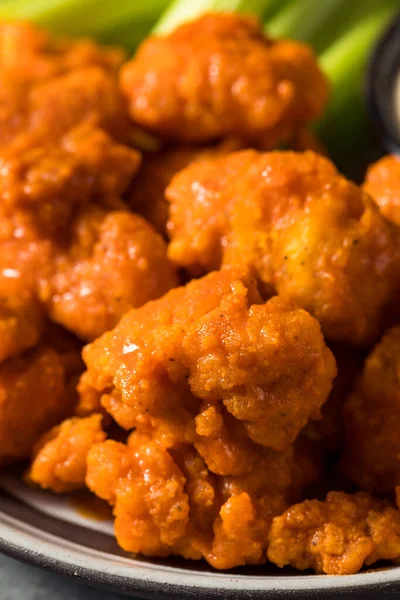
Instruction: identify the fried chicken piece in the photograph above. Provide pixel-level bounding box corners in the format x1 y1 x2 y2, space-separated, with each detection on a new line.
167 150 397 345
0 22 131 147
202 438 321 569
268 491 400 574
27 414 106 493
341 326 400 492
29 66 132 144
128 146 204 235
0 343 78 465
0 123 141 233
44 205 178 340
128 134 326 237
0 21 123 79
87 436 190 557
364 155 400 227
0 120 172 342
86 434 320 567
0 288 44 364
0 123 152 342
120 13 328 145
128 140 241 235
80 269 336 474
0 210 52 363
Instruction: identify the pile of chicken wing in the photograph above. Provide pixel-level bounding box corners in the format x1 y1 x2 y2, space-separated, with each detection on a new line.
2 13 400 575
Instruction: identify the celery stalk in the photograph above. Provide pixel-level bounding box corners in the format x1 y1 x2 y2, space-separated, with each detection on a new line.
0 0 169 43
153 0 282 35
309 0 398 53
316 5 398 166
266 0 398 53
266 0 347 49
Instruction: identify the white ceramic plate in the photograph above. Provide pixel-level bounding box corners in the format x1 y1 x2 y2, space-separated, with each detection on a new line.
1 469 400 599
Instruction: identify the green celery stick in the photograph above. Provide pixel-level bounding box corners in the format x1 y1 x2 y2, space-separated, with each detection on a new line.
266 0 347 48
316 5 398 166
153 0 282 34
0 0 169 40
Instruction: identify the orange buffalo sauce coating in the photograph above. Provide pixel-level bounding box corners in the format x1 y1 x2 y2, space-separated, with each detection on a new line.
121 13 328 145
129 139 243 235
0 22 182 346
44 206 178 341
0 21 130 147
86 433 320 568
167 150 397 345
268 492 400 574
3 16 400 578
364 155 400 227
80 269 336 476
27 414 106 493
0 342 79 465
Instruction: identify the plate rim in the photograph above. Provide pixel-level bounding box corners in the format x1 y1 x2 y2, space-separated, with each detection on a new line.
2 502 400 599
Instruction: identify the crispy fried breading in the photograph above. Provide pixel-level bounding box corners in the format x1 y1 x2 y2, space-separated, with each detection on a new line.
128 140 241 235
268 491 400 574
0 22 131 147
80 269 335 475
167 150 397 345
86 433 320 568
364 155 400 227
44 206 178 340
0 123 141 233
0 343 78 464
27 414 106 493
120 13 327 145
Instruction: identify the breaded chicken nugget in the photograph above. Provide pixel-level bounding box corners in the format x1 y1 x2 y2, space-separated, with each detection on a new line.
86 434 320 567
129 140 241 235
80 269 335 474
27 414 106 493
167 150 397 345
128 146 204 235
268 491 400 574
0 288 44 364
0 22 130 146
0 343 77 464
364 154 400 227
45 206 178 341
0 21 123 78
0 123 140 233
120 13 327 145
0 213 51 363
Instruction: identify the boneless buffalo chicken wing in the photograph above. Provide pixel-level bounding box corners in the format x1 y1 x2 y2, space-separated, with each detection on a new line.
167 150 397 345
268 492 400 575
44 205 178 340
128 139 243 235
27 414 106 493
120 13 328 145
0 333 82 465
364 154 400 227
0 21 131 147
80 269 336 471
2 13 400 577
0 103 177 343
86 432 320 568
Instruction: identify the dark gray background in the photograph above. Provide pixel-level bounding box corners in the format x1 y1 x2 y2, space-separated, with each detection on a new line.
0 554 128 600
